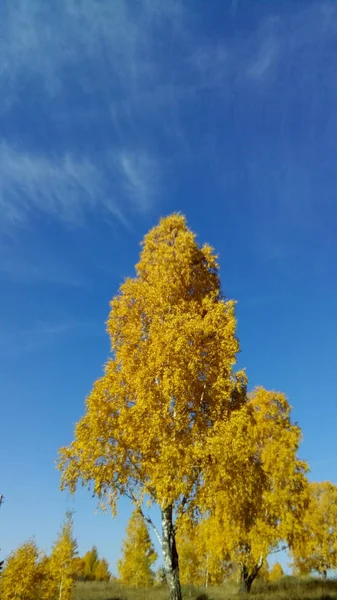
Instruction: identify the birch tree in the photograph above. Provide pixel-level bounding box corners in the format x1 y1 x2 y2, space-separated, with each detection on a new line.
48 512 77 600
269 562 284 581
118 509 157 587
177 518 230 586
199 388 308 593
0 540 41 600
58 213 244 600
83 546 98 581
291 481 337 579
95 558 111 582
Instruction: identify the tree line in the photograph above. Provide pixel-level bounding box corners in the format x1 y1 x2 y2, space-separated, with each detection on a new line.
2 479 336 599
118 489 337 590
0 513 110 600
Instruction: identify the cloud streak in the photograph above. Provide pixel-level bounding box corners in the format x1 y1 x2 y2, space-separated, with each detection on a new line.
117 150 160 212
0 143 160 229
0 143 111 226
0 0 184 105
1 0 337 241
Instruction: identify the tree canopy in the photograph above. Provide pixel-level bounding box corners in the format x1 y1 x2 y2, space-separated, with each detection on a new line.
58 214 245 600
48 511 78 600
197 387 308 592
84 546 99 581
291 481 337 578
0 540 43 600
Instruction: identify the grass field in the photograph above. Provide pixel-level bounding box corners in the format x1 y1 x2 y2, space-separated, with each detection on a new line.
75 577 337 600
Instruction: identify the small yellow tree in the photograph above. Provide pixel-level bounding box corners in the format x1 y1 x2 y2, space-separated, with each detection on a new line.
95 558 111 582
48 511 78 600
118 509 157 587
177 523 204 586
177 518 229 586
291 481 337 579
39 555 57 600
0 540 41 600
83 546 99 581
58 214 245 600
72 556 86 581
199 388 308 593
269 562 284 581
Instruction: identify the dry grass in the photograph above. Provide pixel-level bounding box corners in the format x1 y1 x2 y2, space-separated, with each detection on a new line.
75 577 337 600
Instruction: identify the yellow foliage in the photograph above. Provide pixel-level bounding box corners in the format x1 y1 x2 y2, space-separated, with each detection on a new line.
199 387 308 584
118 509 157 587
176 522 205 586
72 556 86 580
177 519 230 586
0 540 42 600
83 546 99 581
48 511 78 600
291 481 337 577
57 214 310 596
58 214 242 518
269 562 284 581
95 558 111 582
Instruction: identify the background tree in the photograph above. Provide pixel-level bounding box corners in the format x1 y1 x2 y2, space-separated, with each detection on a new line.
38 555 55 600
176 523 204 586
58 214 244 600
291 481 337 579
84 546 99 581
72 556 86 581
48 511 78 600
256 560 269 583
0 540 41 600
95 558 111 582
154 566 167 586
199 387 308 593
177 518 229 586
118 509 157 587
269 562 284 582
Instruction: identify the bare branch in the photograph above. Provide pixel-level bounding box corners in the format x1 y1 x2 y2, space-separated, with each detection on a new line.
269 544 288 555
139 507 162 547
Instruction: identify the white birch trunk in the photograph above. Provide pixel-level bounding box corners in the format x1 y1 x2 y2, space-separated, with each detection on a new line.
59 575 63 600
161 506 182 600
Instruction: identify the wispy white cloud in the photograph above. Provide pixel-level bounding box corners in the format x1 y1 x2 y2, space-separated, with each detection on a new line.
0 0 171 232
1 0 337 242
0 0 184 105
2 1 336 113
117 150 160 212
0 143 111 226
0 143 160 229
248 36 279 80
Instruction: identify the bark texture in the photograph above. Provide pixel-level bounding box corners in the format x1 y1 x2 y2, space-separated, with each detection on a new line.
161 506 182 600
239 559 263 593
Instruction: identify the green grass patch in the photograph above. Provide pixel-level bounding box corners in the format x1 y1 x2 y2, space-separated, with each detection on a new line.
75 577 337 600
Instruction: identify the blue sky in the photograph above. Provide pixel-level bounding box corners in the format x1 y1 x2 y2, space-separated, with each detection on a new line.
1 0 337 575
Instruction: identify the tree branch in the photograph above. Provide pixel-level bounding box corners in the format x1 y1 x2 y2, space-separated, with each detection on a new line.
138 506 163 547
270 544 288 555
124 490 162 547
